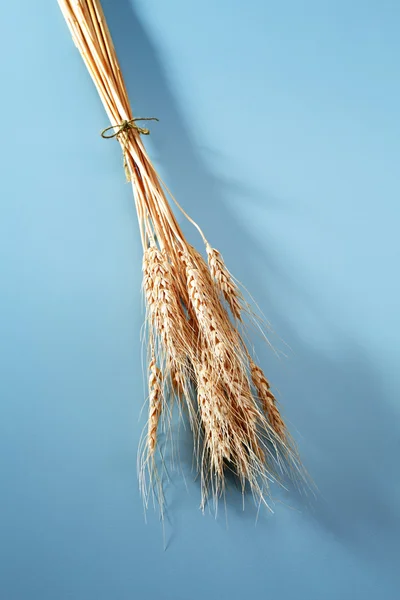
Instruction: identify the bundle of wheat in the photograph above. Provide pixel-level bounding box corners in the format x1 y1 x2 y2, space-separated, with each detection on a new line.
58 0 307 512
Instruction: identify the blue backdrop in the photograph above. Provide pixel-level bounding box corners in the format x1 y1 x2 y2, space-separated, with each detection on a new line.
1 1 399 598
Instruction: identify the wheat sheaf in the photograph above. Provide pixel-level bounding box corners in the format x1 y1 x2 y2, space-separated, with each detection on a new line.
58 0 309 514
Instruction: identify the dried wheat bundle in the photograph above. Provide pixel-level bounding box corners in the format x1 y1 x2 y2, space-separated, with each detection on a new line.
58 0 307 512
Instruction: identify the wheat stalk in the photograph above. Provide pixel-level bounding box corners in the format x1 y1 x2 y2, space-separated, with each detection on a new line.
58 0 309 515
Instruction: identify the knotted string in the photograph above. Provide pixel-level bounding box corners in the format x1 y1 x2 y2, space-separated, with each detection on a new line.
101 117 159 180
101 117 159 139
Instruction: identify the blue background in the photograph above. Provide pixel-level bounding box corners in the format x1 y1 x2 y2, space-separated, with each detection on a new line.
1 1 399 598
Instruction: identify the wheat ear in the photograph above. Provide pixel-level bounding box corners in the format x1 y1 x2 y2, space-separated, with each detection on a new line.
206 245 243 320
250 359 286 441
148 354 162 456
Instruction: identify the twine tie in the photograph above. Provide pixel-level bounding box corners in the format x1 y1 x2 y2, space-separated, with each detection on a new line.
101 117 158 180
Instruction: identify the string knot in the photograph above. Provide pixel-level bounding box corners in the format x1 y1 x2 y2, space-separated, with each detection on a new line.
101 117 158 139
100 117 158 182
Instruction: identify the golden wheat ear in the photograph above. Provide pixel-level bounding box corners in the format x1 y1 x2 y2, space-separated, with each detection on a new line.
249 359 286 441
206 245 243 320
147 354 163 457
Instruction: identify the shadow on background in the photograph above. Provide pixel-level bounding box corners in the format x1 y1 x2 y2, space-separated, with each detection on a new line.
103 0 399 568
